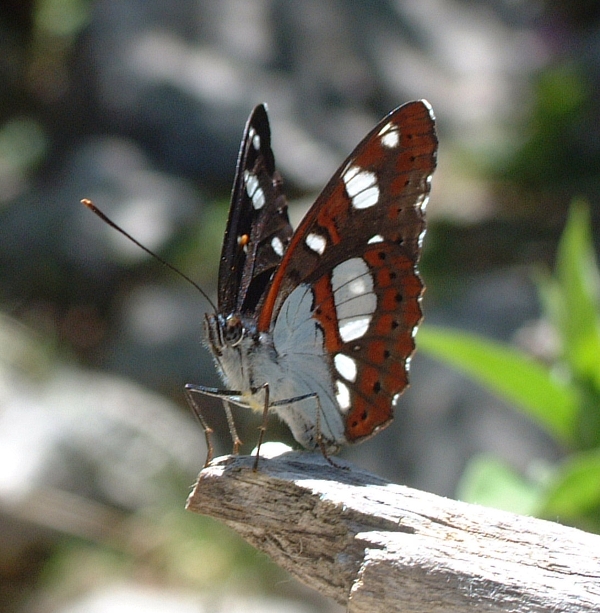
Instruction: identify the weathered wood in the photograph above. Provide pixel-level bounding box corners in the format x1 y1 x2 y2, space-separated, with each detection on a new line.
186 449 600 612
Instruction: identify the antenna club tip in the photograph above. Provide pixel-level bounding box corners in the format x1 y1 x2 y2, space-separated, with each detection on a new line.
81 198 94 208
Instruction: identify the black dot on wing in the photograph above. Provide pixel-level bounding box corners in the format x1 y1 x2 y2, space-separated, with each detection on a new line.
373 381 381 393
383 349 390 359
350 410 368 428
391 319 399 330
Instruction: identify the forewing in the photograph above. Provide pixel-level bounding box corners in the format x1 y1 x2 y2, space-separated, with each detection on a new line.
218 104 293 316
259 100 437 442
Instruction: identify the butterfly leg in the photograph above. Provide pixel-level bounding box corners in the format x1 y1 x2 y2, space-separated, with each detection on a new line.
310 393 345 469
184 383 245 466
269 392 344 469
221 397 243 456
253 386 321 471
257 390 321 468
184 384 215 466
253 383 270 471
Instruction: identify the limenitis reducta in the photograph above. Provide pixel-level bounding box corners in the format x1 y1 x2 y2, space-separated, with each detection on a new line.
185 101 437 463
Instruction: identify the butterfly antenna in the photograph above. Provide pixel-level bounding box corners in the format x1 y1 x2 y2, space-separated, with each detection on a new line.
81 199 217 312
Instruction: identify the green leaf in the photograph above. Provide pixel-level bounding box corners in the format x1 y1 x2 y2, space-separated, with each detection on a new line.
418 325 578 443
456 454 542 514
539 449 600 519
554 201 600 390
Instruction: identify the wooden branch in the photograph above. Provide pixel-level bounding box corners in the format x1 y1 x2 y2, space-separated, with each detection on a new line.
186 450 600 612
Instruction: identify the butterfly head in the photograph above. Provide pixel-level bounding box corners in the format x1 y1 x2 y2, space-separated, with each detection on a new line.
222 314 244 346
204 309 270 400
204 312 246 354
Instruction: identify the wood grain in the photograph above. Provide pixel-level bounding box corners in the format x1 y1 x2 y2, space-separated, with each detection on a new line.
186 450 600 612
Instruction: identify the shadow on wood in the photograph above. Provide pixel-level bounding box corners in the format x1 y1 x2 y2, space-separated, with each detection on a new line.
186 450 600 612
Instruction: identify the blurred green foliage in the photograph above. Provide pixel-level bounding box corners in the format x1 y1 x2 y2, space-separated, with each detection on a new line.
419 202 600 532
39 508 285 603
501 64 592 190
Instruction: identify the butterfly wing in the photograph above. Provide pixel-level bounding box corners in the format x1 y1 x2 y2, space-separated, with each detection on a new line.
258 100 437 443
218 104 293 316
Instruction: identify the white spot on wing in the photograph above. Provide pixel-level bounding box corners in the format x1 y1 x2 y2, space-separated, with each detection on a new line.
421 98 435 119
306 233 326 255
419 194 430 210
343 166 379 209
352 186 379 209
349 277 366 294
244 170 265 209
252 186 265 209
343 165 359 182
244 170 258 196
378 122 400 148
335 380 351 411
334 354 357 382
420 174 433 211
332 258 372 290
368 235 384 244
249 127 260 151
331 258 376 342
339 317 371 342
271 236 284 256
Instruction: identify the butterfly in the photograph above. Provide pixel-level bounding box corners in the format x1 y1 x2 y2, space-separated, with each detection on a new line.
184 100 438 464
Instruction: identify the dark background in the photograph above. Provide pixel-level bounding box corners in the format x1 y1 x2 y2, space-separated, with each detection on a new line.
1 1 599 612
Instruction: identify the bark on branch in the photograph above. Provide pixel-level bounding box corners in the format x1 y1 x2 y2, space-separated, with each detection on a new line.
186 450 600 612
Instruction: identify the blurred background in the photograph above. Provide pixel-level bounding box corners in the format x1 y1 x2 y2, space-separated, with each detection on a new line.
1 1 599 612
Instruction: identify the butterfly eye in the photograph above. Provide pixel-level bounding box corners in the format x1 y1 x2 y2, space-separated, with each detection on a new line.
223 314 244 346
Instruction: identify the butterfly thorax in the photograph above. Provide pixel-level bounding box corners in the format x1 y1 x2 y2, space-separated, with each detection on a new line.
203 291 345 451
